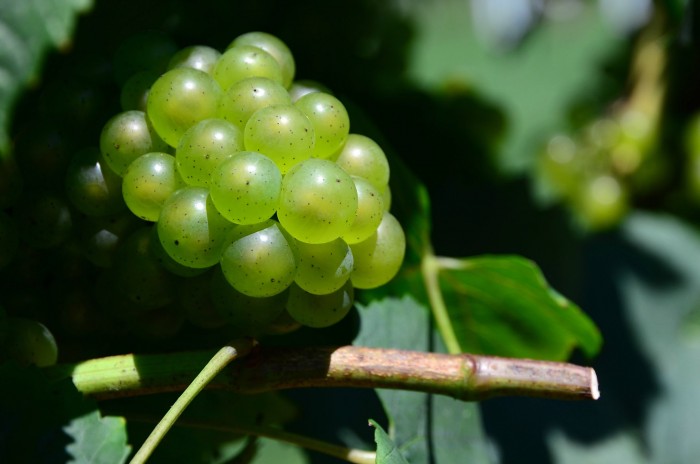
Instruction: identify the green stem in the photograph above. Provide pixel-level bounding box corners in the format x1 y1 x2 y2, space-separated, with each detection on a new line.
421 248 462 354
126 414 376 464
129 339 255 464
49 345 599 402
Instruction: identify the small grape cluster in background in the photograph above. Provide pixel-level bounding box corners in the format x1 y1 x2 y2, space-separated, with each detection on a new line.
0 31 406 365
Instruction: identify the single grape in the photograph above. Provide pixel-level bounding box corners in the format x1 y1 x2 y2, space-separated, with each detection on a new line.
333 134 390 192
228 32 295 88
278 159 358 244
213 45 284 91
1 317 58 367
65 147 125 217
16 193 73 249
113 30 178 85
244 104 314 174
219 220 297 297
158 187 235 269
0 210 18 269
210 151 282 224
218 77 291 130
350 212 405 289
288 80 330 102
113 226 176 310
286 281 354 328
120 71 158 111
342 176 384 244
168 45 221 74
573 174 628 230
122 152 185 221
176 118 243 187
294 239 353 295
99 110 168 176
149 224 208 277
211 266 287 333
147 68 223 147
295 92 349 158
77 212 139 268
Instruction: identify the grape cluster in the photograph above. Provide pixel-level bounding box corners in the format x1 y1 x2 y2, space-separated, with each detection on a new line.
95 33 405 332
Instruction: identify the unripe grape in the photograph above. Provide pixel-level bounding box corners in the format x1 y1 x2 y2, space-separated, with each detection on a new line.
66 147 125 217
213 45 284 91
342 176 384 244
350 212 405 289
294 239 353 295
288 80 329 102
122 152 185 221
218 77 292 130
99 110 168 176
295 92 349 158
333 134 390 192
168 45 221 74
147 68 223 147
278 159 358 244
286 281 354 328
1 317 58 367
228 32 295 88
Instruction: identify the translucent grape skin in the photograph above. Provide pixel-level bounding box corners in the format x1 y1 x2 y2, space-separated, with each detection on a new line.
147 68 223 147
122 152 185 221
228 32 296 88
349 212 405 289
295 92 350 158
99 110 168 176
168 45 221 74
65 147 126 217
210 151 282 225
176 118 243 187
333 134 390 192
158 187 235 269
286 281 354 328
218 77 292 130
342 176 384 244
244 104 315 174
219 220 298 297
288 80 330 102
213 45 284 91
294 238 353 295
278 159 358 244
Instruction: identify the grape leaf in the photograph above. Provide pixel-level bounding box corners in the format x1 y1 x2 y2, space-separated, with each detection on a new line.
436 255 602 360
369 419 410 464
0 0 92 156
64 411 131 464
355 296 495 464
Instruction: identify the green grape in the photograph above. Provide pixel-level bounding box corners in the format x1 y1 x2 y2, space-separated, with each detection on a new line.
342 176 384 244
0 210 18 269
177 270 227 329
149 224 208 277
288 80 329 102
218 77 291 130
536 134 582 202
77 212 139 268
120 71 158 111
295 92 349 158
147 68 223 147
213 45 284 91
1 317 58 367
65 147 125 217
278 159 358 244
99 110 168 176
573 174 628 230
158 187 235 269
210 151 282 224
219 220 297 297
333 134 390 192
113 226 176 310
122 152 185 221
176 118 243 187
228 32 295 88
350 212 405 289
294 239 353 295
17 193 72 249
211 266 287 333
383 186 392 211
286 281 354 328
168 45 221 74
113 30 178 85
244 104 315 173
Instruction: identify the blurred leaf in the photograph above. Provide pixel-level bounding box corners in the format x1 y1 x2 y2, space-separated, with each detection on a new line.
356 296 495 464
369 419 409 464
405 0 623 173
64 411 131 464
0 0 92 156
436 255 602 360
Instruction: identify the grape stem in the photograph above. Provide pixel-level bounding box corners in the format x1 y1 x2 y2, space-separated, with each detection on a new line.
50 345 599 402
128 338 256 464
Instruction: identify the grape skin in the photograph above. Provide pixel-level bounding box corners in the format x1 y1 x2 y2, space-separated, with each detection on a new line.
218 77 292 131
66 147 126 217
122 152 184 221
168 45 221 75
350 212 405 289
333 134 390 192
213 45 284 91
295 92 350 159
342 176 384 244
228 32 295 88
294 238 353 295
286 281 354 328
